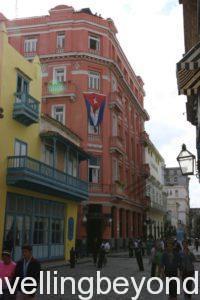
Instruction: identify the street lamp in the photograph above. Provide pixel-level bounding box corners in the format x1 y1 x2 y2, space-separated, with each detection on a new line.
177 144 195 176
82 215 87 224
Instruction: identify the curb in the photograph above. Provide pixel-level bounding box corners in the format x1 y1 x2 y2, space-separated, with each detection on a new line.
42 259 92 271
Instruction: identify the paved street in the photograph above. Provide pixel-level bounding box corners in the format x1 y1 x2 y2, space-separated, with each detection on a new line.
37 255 200 300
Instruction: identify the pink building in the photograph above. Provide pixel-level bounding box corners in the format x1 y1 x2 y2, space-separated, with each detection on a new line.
5 5 150 250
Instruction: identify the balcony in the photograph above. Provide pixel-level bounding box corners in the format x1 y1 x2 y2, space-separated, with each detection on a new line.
89 183 110 194
142 163 150 178
55 47 65 54
141 131 149 146
111 181 126 200
109 91 123 112
24 51 37 58
150 200 167 213
88 134 102 143
7 156 88 201
13 92 40 126
44 81 77 101
110 136 125 155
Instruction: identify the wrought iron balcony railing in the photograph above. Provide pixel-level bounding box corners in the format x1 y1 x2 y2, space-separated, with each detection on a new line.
13 92 40 125
7 156 88 201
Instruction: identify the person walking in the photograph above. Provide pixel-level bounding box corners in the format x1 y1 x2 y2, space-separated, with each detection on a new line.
150 242 157 277
161 240 181 300
92 238 99 265
103 240 110 266
180 240 196 299
134 239 144 271
69 247 76 268
128 238 134 258
194 238 199 252
146 236 154 256
14 245 41 300
97 241 106 269
0 251 16 300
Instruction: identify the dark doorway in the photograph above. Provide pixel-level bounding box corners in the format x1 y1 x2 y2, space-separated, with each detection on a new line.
87 204 103 252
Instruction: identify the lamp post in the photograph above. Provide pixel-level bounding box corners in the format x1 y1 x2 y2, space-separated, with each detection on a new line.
177 144 195 176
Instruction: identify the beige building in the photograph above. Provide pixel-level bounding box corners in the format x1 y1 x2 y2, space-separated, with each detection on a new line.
145 137 167 239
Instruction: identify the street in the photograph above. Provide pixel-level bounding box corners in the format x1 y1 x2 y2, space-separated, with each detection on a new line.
37 255 200 300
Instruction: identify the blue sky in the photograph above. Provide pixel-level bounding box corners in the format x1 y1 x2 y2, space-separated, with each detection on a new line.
0 0 199 207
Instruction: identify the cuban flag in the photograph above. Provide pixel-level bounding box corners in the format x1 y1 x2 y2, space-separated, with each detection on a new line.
84 93 106 130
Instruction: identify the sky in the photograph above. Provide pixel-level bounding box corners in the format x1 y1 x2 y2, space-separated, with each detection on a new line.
1 0 199 207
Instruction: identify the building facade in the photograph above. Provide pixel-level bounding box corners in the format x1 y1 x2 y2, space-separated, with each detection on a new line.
145 137 167 239
164 167 190 232
177 0 200 174
0 21 89 261
189 208 200 237
4 5 149 250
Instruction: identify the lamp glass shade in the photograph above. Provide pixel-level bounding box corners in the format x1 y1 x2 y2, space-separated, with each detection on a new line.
177 144 195 175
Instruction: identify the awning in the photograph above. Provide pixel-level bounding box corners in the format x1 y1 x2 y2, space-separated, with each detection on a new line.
177 41 200 96
40 131 91 161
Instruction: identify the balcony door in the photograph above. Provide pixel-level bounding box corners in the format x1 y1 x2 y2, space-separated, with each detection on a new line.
14 140 27 156
16 74 29 103
4 214 31 261
14 140 27 167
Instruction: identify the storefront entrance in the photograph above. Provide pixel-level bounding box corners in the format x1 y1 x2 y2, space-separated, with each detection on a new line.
86 204 103 252
4 193 65 261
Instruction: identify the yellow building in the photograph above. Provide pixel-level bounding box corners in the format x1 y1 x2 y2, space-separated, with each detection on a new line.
0 22 89 261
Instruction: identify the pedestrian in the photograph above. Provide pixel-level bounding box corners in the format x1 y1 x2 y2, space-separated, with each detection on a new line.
139 238 145 256
69 247 76 268
103 240 110 266
161 239 181 300
128 238 134 258
150 242 157 277
0 250 16 300
97 241 106 269
14 245 41 300
154 242 163 277
134 239 144 271
146 236 154 256
194 238 199 252
180 240 196 299
92 239 98 265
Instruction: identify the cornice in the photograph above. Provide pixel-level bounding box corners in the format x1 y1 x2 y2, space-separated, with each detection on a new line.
34 51 149 119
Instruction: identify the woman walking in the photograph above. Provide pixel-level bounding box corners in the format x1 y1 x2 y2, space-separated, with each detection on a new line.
180 240 196 299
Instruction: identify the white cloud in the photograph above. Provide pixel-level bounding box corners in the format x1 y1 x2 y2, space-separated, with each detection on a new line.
0 0 199 207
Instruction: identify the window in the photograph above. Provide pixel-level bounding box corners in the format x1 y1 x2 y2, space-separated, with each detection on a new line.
111 75 117 92
112 113 118 136
24 38 37 53
88 71 100 90
14 140 27 156
174 177 178 183
53 67 66 83
33 217 48 245
16 74 29 96
57 32 65 49
52 105 65 124
89 157 100 183
51 219 64 244
88 123 100 134
44 144 54 167
112 158 120 182
175 190 179 197
67 151 78 177
89 35 100 51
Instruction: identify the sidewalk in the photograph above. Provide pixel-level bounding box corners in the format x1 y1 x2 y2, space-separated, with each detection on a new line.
42 257 92 270
42 251 130 270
